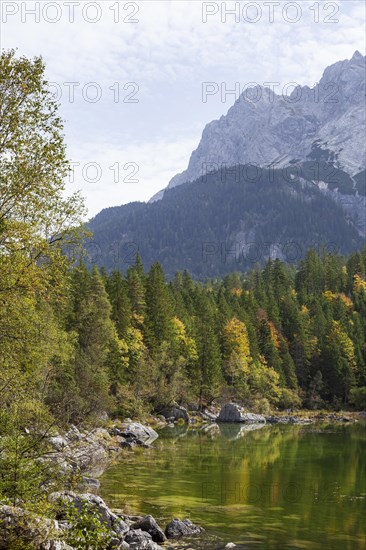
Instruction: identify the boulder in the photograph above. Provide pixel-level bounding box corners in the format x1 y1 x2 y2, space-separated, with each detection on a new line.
158 405 189 423
132 515 166 543
217 403 266 424
165 518 204 538
124 528 164 548
120 423 158 444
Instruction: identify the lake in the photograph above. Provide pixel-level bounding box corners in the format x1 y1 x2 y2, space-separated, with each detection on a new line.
100 422 366 549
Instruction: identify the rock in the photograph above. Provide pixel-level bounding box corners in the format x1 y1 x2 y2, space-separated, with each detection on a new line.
120 440 136 449
201 410 217 421
124 528 162 549
69 442 109 473
110 427 125 437
265 416 312 425
217 404 266 424
66 425 81 441
81 477 101 491
114 435 127 445
165 518 204 538
120 423 158 444
109 537 123 549
158 405 189 423
225 544 236 549
0 505 73 550
49 436 68 451
125 528 152 543
132 515 166 543
91 427 112 440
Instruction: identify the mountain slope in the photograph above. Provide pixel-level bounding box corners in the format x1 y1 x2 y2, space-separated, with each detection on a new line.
89 52 366 276
88 164 365 277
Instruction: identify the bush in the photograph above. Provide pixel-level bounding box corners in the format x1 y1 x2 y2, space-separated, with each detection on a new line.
349 387 366 410
64 499 113 549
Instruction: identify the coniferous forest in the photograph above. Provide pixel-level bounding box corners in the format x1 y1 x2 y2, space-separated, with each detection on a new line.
42 248 366 420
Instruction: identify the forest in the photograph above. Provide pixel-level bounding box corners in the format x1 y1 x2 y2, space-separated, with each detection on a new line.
45 248 366 421
1 48 366 514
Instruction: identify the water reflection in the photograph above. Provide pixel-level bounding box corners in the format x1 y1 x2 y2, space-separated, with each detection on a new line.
101 422 366 550
217 422 266 440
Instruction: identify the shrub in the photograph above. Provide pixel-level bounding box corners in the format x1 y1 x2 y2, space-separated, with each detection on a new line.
64 499 112 549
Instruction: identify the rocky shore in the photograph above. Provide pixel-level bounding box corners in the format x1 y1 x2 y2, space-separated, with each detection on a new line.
0 493 204 549
1 403 360 549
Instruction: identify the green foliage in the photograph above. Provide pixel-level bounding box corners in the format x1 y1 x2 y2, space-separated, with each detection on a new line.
0 49 85 506
64 499 113 549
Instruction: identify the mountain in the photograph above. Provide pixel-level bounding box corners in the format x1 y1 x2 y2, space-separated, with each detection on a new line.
88 162 364 278
88 52 366 277
151 50 366 201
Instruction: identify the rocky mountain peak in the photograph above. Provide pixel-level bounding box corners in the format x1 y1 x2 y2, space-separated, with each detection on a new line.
150 52 365 201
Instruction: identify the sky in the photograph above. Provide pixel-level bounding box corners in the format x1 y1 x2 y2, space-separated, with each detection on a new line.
1 0 365 218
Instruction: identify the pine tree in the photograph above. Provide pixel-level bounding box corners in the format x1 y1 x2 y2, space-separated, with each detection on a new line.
67 266 119 418
193 291 222 408
145 262 174 351
106 270 131 339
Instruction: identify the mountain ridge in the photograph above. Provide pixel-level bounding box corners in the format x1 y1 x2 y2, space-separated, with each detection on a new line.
150 50 366 201
88 52 366 276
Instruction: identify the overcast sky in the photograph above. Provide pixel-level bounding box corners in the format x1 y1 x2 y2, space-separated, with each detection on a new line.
1 0 365 217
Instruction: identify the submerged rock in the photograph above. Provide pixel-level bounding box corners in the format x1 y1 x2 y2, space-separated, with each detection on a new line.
217 403 266 424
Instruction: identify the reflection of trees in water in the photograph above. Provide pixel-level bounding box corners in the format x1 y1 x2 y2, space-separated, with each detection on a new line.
102 424 366 549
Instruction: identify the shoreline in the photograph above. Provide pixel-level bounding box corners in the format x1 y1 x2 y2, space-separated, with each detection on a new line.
1 408 363 549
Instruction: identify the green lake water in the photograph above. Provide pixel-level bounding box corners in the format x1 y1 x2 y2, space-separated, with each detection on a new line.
100 422 366 550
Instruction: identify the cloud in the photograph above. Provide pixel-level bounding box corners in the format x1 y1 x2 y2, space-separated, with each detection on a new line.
2 0 365 217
